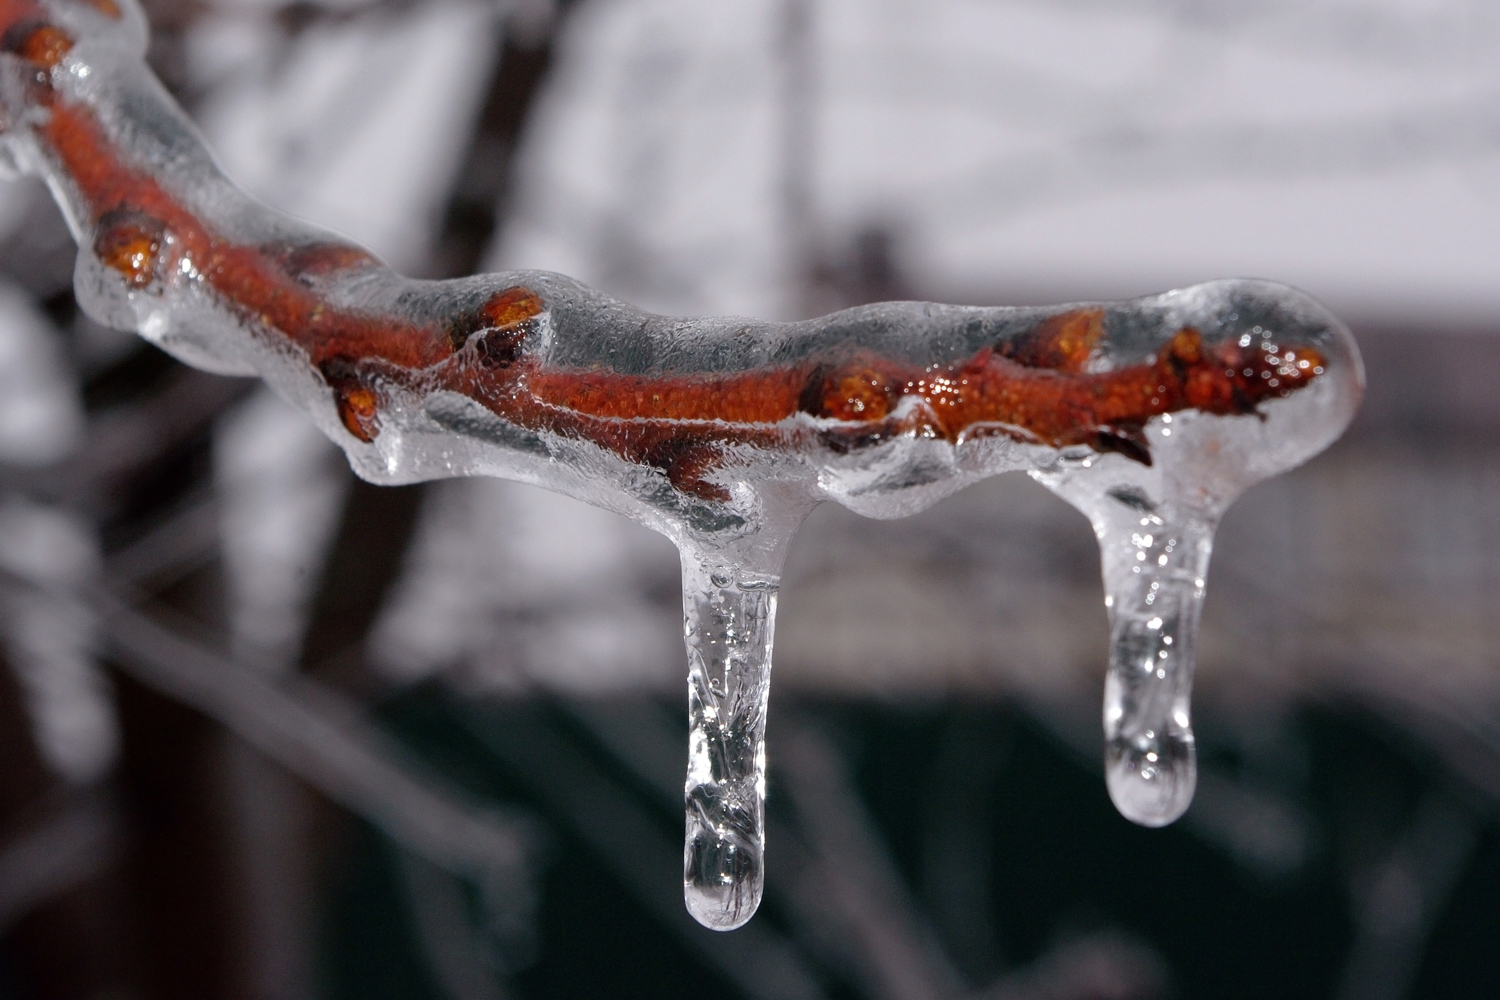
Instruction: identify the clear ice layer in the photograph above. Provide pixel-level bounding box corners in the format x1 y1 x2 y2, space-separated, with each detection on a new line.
0 0 1364 928
681 559 779 930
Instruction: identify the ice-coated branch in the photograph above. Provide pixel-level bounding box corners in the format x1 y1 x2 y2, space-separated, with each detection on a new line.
0 0 1363 930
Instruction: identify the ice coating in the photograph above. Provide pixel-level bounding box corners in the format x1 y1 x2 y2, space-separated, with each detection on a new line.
681 558 778 929
0 0 1363 927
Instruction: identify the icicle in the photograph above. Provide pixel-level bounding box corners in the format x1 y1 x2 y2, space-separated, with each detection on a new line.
1095 510 1212 827
674 498 806 931
1038 449 1212 827
1087 501 1214 826
1035 455 1216 825
680 556 780 930
1038 321 1362 827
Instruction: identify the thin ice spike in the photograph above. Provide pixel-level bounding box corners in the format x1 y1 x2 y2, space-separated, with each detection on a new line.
680 558 780 929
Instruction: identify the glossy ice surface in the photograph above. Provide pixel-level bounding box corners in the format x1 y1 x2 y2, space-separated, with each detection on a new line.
0 0 1363 929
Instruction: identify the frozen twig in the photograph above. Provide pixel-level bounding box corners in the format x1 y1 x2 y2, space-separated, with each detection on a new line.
0 0 1362 928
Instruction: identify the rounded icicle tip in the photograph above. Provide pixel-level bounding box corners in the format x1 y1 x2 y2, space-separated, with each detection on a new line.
1107 732 1197 828
684 833 764 931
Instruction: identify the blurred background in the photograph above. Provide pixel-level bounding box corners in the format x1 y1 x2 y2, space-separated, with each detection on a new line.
0 0 1498 997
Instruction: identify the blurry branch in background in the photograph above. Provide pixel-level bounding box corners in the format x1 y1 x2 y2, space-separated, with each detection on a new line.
97 589 539 886
565 698 1172 1000
573 697 970 999
977 933 1167 1000
431 0 580 279
0 789 119 937
778 0 817 316
447 702 831 1000
775 717 968 1000
1335 793 1477 1000
399 851 519 1000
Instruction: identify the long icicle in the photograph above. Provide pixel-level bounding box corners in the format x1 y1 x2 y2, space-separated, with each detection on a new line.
681 557 781 929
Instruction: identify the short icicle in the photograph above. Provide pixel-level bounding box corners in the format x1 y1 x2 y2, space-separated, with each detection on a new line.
1094 506 1215 827
1037 454 1221 828
679 547 786 930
